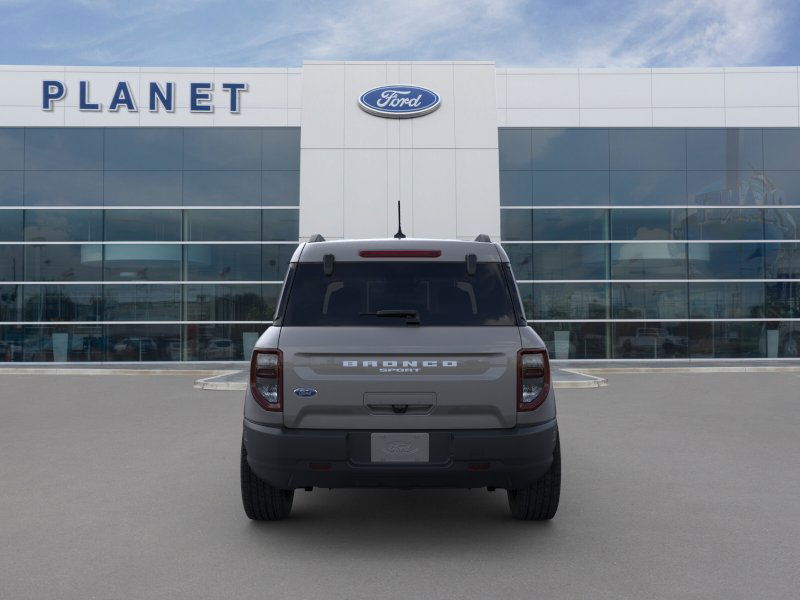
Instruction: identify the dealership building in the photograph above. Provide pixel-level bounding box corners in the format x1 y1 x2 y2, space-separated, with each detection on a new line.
0 61 799 362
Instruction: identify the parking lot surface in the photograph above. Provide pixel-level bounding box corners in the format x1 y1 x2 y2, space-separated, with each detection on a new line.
1 372 799 599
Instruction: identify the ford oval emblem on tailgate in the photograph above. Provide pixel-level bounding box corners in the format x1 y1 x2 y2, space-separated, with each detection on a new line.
293 388 318 397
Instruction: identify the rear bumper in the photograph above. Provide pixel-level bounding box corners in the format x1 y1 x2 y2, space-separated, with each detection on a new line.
242 418 558 490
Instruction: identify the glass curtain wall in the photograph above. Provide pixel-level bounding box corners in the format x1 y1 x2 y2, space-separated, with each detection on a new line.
0 127 299 362
500 127 800 359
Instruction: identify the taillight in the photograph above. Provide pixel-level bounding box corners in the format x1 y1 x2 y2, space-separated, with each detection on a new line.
518 349 550 411
250 349 282 411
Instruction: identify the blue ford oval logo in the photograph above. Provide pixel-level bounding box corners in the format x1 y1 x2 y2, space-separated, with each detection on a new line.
358 85 440 118
293 387 318 397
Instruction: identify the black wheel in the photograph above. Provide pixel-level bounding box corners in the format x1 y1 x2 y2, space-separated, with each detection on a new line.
507 436 561 521
240 440 294 521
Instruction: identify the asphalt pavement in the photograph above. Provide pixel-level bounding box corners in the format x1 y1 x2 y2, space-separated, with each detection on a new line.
1 372 799 599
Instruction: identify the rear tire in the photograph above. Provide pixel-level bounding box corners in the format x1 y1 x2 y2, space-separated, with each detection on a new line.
507 436 561 521
240 441 294 521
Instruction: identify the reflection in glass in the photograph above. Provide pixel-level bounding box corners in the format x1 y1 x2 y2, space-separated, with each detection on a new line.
687 207 764 240
689 321 765 358
184 323 268 361
527 283 607 319
765 242 800 278
104 128 182 171
0 171 23 205
24 210 102 242
764 171 800 204
611 171 686 205
106 324 182 361
773 322 800 357
186 245 262 281
104 171 182 206
689 243 764 279
532 243 608 280
25 128 103 170
262 171 300 206
610 129 685 170
182 171 261 206
612 282 688 319
687 170 773 205
503 244 533 281
0 129 24 170
532 321 607 359
613 322 688 359
185 209 261 241
532 129 609 170
611 243 687 279
262 128 301 170
689 282 764 319
766 282 800 318
103 245 181 281
500 172 532 206
686 129 763 171
0 246 23 281
104 209 181 241
0 285 20 321
611 208 687 240
763 129 800 170
263 209 299 241
22 324 104 362
24 171 103 206
23 285 101 321
24 244 102 281
533 171 609 206
499 129 531 170
185 284 274 321
183 128 261 170
0 210 23 241
103 285 181 320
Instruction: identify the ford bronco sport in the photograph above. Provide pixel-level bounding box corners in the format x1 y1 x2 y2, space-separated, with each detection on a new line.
241 236 560 520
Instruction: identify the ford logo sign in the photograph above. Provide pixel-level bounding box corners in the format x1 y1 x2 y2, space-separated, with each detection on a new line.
293 388 318 397
358 85 440 118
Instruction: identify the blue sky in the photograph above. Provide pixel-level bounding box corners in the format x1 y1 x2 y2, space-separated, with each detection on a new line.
1 0 799 68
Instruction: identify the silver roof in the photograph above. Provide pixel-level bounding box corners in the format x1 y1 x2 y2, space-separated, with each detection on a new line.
291 238 508 263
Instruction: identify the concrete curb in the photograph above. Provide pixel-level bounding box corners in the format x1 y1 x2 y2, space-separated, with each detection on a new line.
0 368 231 377
576 366 800 374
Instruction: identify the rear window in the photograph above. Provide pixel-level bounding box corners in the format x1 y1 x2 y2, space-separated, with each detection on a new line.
281 261 518 326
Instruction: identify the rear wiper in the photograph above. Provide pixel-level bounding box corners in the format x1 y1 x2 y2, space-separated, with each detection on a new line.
360 309 421 325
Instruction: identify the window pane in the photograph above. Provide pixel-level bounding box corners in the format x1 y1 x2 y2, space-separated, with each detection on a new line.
262 209 299 241
185 324 266 361
766 282 800 317
689 321 765 358
24 171 103 206
612 282 688 319
773 323 800 357
104 171 182 206
528 282 607 319
498 129 531 170
532 129 609 170
262 128 300 170
687 129 763 171
688 170 769 205
103 285 181 320
0 210 22 241
689 282 764 319
103 245 181 281
501 210 531 241
687 207 764 240
262 244 296 281
104 128 182 170
186 245 262 281
183 128 261 170
610 129 685 170
613 321 688 359
533 171 609 205
22 325 104 362
765 170 800 204
25 244 102 281
22 285 101 321
0 325 23 361
611 208 687 240
763 208 800 240
500 172 532 206
764 129 800 170
0 245 23 280
537 209 608 241
503 244 533 281
185 284 275 321
104 209 181 241
0 285 20 321
0 171 24 206
611 171 686 205
25 128 103 170
765 242 800 278
533 243 608 280
262 171 299 206
24 210 102 241
611 243 687 279
183 171 260 206
106 324 181 361
532 321 608 359
689 243 765 279
0 129 24 170
185 209 260 241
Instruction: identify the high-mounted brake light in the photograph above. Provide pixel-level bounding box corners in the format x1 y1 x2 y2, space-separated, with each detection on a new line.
250 349 282 412
517 349 550 411
358 250 442 258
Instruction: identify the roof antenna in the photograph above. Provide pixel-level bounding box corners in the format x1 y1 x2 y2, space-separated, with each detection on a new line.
393 200 406 239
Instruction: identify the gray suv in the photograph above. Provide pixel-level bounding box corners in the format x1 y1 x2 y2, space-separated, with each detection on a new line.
241 236 560 520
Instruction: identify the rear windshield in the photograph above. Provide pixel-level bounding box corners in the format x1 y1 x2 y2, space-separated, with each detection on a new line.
281 261 519 326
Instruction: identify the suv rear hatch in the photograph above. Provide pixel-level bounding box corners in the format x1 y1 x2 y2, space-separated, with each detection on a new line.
276 257 523 430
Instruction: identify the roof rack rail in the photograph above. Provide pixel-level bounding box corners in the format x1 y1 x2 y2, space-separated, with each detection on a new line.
474 234 492 242
308 234 326 243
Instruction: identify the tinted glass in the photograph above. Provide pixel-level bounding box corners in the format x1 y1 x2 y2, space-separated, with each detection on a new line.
185 245 262 281
611 171 686 205
22 285 101 321
25 128 103 170
104 209 181 241
263 244 296 281
766 283 800 317
184 209 261 241
185 284 274 321
183 128 261 170
612 322 688 359
24 210 102 241
686 129 763 171
531 321 607 359
262 128 300 170
106 324 181 361
262 171 300 206
532 129 609 170
689 243 765 279
765 242 800 278
503 244 533 281
185 324 265 361
0 246 23 281
0 210 23 241
689 321 765 358
0 171 24 205
610 129 685 170
283 262 518 327
764 170 800 204
104 171 182 206
182 171 260 206
611 243 687 279
525 282 607 319
500 172 532 206
498 129 531 170
611 208 687 240
503 209 607 241
687 208 764 240
24 171 103 206
533 171 609 205
104 128 183 170
103 245 181 281
689 282 764 319
0 285 20 321
262 209 299 241
533 243 608 280
687 170 770 205
612 282 688 320
24 244 102 281
763 129 800 170
103 285 181 320
0 129 24 170
21 325 104 362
